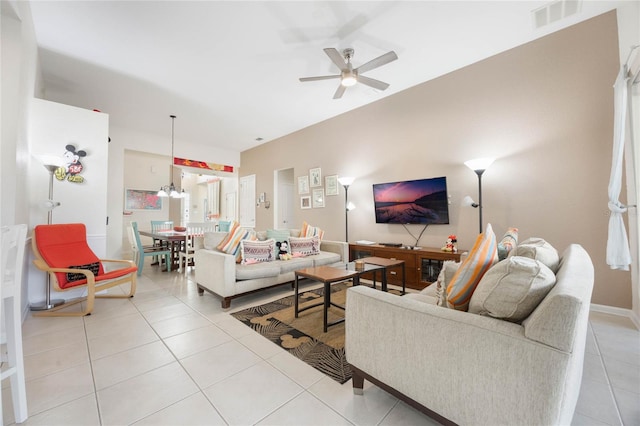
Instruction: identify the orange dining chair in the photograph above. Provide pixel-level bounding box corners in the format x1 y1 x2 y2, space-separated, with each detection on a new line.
31 223 138 316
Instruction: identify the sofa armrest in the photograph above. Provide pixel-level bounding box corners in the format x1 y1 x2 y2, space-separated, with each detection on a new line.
345 286 573 425
319 240 348 262
194 249 237 296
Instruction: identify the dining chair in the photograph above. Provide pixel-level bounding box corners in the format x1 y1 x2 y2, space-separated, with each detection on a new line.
132 222 172 275
1 224 28 423
178 222 217 274
150 220 173 264
31 223 138 317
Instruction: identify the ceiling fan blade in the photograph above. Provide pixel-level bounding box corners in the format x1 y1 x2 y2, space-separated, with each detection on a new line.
299 75 341 82
357 75 390 91
355 51 398 74
324 48 347 70
333 84 346 99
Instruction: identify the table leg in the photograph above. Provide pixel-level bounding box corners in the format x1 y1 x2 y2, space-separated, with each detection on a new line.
401 263 406 294
323 280 329 333
382 267 388 292
294 274 300 317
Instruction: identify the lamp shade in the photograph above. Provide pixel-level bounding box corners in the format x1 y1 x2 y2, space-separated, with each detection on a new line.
464 157 495 172
338 176 355 187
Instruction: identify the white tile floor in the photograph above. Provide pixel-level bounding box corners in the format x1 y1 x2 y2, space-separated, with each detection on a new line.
2 264 639 425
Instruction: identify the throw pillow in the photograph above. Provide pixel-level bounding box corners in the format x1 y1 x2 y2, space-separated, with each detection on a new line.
509 237 560 272
289 236 320 256
300 221 325 240
446 223 499 311
217 221 255 262
468 256 556 323
434 260 461 307
241 239 275 264
497 227 518 260
67 261 102 282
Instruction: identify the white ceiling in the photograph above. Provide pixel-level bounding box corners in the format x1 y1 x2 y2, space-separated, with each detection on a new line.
28 1 625 153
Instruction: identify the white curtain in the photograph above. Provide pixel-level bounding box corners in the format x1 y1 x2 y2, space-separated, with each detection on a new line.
606 68 632 270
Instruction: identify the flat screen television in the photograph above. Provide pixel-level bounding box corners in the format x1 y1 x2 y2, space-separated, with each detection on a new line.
372 176 450 224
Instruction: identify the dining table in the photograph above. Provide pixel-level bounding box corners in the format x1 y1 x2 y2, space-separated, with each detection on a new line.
138 229 186 271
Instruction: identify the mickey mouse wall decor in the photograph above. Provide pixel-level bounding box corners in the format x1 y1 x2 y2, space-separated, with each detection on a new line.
55 144 87 183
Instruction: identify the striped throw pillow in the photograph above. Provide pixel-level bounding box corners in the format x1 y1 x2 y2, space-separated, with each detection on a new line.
301 221 325 240
497 227 518 260
216 221 255 262
446 223 499 311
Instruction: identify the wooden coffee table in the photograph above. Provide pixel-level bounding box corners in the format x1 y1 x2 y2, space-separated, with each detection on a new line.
294 263 383 332
358 256 406 294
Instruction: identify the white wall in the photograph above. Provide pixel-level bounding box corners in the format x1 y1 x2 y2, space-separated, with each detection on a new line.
28 98 109 303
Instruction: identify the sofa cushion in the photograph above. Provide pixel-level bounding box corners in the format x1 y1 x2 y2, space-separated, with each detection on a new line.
289 236 320 256
497 227 518 260
469 256 557 323
241 239 276 264
301 221 324 239
275 257 314 274
235 262 281 280
203 232 228 250
308 251 341 267
509 237 560 272
446 223 498 311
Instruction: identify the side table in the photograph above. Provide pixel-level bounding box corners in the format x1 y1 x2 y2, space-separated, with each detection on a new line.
358 256 406 294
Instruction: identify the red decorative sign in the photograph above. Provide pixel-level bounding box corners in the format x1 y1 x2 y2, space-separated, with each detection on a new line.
173 157 234 173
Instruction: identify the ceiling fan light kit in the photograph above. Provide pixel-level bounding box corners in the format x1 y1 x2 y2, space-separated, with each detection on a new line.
299 47 397 99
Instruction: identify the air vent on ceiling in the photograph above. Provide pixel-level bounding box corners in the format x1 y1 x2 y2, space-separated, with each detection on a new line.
532 0 582 29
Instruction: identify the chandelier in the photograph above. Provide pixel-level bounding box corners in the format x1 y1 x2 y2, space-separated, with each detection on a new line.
157 115 183 198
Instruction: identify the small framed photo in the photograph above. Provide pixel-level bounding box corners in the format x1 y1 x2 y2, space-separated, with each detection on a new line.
300 196 311 209
297 176 309 194
325 175 338 196
309 167 322 187
312 188 325 208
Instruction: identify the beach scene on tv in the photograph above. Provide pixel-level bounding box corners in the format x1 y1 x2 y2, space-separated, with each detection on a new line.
372 176 450 224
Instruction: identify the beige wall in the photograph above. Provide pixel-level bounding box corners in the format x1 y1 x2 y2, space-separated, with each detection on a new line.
240 11 632 309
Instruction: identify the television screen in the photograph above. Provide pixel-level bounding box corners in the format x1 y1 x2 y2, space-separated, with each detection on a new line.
372 176 450 224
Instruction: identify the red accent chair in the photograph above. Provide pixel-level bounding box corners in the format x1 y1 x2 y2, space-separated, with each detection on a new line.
31 223 137 316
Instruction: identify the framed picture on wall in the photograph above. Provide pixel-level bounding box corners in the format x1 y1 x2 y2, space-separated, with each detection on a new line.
309 167 322 187
325 175 338 196
312 188 325 208
298 176 309 194
125 189 162 210
300 196 311 209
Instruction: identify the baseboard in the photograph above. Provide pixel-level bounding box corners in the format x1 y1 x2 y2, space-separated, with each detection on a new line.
590 303 640 330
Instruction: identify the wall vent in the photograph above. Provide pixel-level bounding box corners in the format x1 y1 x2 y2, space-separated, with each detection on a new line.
532 0 582 29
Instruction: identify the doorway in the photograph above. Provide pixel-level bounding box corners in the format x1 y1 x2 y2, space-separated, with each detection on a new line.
275 168 295 229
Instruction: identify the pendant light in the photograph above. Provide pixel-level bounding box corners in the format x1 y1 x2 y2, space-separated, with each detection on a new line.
157 115 183 198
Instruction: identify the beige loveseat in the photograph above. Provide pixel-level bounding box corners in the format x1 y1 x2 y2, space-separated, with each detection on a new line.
195 230 348 308
346 244 594 425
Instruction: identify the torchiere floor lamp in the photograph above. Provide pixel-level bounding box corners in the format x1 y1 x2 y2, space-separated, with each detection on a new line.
337 176 355 242
464 158 495 234
31 157 65 311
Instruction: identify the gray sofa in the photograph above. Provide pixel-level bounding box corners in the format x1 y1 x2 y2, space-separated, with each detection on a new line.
346 244 594 425
195 230 348 308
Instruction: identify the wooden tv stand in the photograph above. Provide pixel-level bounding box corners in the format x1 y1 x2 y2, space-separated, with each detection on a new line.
349 243 462 290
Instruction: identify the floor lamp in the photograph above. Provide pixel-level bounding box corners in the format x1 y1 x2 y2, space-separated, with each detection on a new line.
337 177 355 242
464 158 495 234
31 159 65 311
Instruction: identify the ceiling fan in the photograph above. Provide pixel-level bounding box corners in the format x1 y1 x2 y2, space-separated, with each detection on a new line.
299 47 398 99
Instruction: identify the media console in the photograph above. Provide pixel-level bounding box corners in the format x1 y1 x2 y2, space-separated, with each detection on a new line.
349 242 463 290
